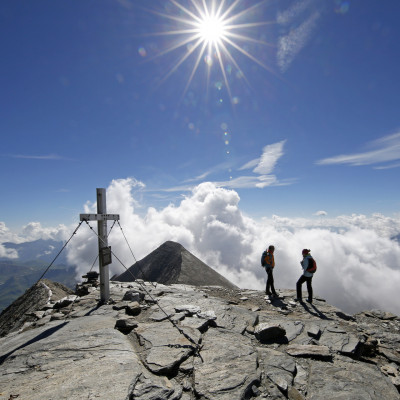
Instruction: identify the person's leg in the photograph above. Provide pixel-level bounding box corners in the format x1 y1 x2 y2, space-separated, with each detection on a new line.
296 275 306 299
266 269 272 294
269 269 277 295
306 277 313 302
266 269 275 295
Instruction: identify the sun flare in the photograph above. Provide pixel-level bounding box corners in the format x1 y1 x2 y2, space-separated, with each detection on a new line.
196 15 227 45
145 0 273 103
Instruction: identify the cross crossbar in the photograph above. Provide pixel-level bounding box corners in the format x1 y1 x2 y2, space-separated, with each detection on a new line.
80 214 120 221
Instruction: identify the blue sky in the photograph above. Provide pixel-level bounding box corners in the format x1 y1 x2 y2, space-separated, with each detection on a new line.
1 0 400 229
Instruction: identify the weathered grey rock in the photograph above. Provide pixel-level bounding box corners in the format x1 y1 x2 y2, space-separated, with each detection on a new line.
114 318 138 334
259 348 296 393
50 312 65 321
122 290 144 302
125 301 141 316
180 316 209 331
307 324 321 338
25 310 44 319
306 357 400 400
0 279 73 337
133 320 201 374
129 371 183 400
53 295 79 309
149 309 175 322
1 280 400 400
197 309 217 320
286 344 332 359
193 328 260 400
174 304 201 315
319 326 360 355
288 386 305 400
254 323 286 342
0 315 144 400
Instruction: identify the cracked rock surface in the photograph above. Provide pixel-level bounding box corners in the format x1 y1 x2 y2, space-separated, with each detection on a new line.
0 281 399 399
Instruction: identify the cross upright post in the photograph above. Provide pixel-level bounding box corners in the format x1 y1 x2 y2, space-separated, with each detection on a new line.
80 188 119 303
96 188 109 302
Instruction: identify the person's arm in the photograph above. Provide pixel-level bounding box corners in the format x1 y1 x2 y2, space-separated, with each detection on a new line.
301 257 308 272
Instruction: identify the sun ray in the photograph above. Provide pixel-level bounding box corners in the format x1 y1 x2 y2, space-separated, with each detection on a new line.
181 40 209 101
142 0 276 104
223 35 274 73
156 37 204 87
170 0 204 24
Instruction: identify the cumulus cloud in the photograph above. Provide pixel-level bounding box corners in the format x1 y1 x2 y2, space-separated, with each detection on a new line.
20 222 71 242
314 210 328 216
60 178 400 316
317 131 400 168
0 221 71 260
0 222 22 258
4 178 400 315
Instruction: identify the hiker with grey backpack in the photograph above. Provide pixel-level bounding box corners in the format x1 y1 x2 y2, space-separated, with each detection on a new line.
295 249 317 303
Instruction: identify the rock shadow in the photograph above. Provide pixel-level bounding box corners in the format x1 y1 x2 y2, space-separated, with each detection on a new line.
300 302 332 320
0 321 69 366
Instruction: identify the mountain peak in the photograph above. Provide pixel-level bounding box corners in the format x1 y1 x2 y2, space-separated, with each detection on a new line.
114 241 238 289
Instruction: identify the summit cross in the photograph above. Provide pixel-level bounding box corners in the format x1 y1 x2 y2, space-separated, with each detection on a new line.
80 188 119 303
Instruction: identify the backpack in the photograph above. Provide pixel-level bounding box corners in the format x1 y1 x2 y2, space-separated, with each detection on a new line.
306 257 317 273
261 250 268 267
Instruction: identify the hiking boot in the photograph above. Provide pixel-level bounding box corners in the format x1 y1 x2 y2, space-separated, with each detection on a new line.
294 298 303 302
306 299 313 304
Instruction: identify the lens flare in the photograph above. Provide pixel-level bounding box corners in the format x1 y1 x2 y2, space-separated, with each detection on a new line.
143 0 274 103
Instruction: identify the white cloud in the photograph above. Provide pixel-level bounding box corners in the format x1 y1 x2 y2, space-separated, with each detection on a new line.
61 178 400 316
317 131 400 167
238 158 259 171
277 0 315 25
277 0 321 73
4 179 400 315
253 141 286 175
314 210 328 216
10 154 69 160
162 141 289 192
20 222 70 242
214 175 278 189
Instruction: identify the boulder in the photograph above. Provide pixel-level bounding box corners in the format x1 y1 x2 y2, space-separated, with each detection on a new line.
255 323 286 342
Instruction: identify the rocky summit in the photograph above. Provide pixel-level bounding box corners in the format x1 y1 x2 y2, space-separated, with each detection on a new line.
114 240 238 290
0 278 400 400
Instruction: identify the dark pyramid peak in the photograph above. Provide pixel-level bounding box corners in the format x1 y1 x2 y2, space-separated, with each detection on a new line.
114 241 237 289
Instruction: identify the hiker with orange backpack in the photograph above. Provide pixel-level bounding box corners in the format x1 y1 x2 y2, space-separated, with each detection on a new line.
261 245 278 297
295 249 316 303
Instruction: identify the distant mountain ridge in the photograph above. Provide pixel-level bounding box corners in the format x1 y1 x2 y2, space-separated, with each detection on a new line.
0 239 76 313
1 239 68 265
114 240 238 289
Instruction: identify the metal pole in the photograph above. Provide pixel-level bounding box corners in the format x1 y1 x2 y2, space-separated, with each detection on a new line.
97 188 110 303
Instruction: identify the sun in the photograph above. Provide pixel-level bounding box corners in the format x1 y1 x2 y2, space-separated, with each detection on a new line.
196 14 227 45
144 0 274 103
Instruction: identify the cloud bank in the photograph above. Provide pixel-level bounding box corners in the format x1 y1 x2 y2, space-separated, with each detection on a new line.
2 178 400 316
